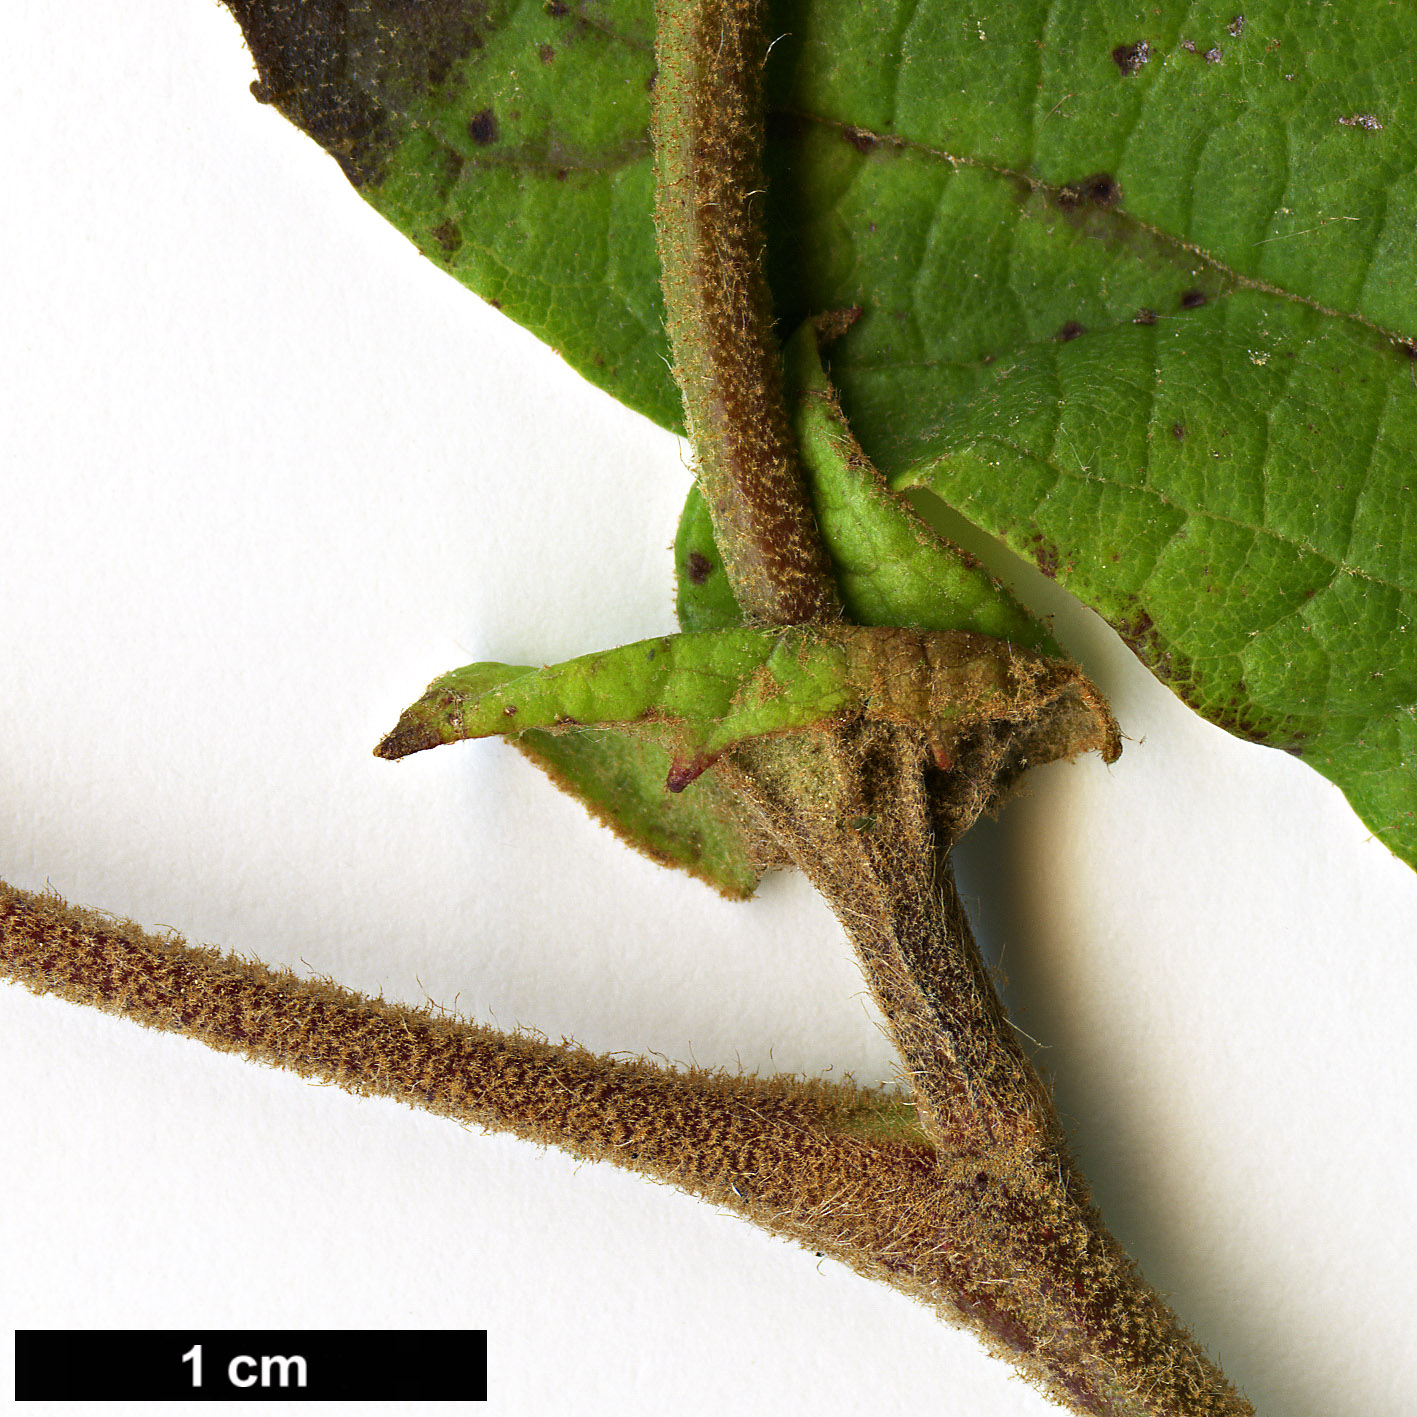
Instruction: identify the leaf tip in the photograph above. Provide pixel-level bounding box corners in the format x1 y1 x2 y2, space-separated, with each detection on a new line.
374 713 444 761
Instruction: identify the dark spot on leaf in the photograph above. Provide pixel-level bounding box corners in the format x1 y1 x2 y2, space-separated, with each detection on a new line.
547 0 569 13
502 705 517 716
431 218 462 255
468 108 499 145
686 551 713 584
1134 308 1158 325
1181 38 1197 53
842 125 879 153
1204 46 1223 63
646 68 656 92
1398 340 1417 360
488 297 502 309
1116 609 1156 658
813 306 863 345
1056 321 1086 343
1172 423 1187 440
1055 172 1121 212
555 168 568 181
235 0 496 169
1081 172 1120 208
538 43 555 63
1111 40 1151 75
1180 289 1208 309
1227 14 1245 37
1338 113 1384 131
1206 700 1308 751
1029 536 1061 579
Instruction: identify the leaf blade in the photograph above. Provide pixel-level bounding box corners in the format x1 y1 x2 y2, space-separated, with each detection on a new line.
230 0 1417 863
511 727 765 898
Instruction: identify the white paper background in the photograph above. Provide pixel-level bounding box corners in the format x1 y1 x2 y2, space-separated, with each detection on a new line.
3 4 1415 1414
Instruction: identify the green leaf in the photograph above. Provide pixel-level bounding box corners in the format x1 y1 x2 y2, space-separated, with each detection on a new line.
376 661 764 897
376 626 1119 786
790 321 1060 650
675 318 1059 648
674 487 744 631
511 727 765 898
229 0 1417 864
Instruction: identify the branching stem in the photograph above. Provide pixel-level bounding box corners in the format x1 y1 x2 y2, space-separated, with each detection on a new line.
648 1 1252 1411
1 881 1250 1416
2 3 1255 1413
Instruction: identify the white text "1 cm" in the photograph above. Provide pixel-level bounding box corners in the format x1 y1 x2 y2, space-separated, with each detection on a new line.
182 1344 308 1389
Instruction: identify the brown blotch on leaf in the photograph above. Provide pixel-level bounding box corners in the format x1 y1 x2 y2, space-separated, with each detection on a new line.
1030 538 1061 579
431 219 462 256
355 1 490 93
1055 172 1121 212
842 125 880 154
1204 46 1223 63
547 0 569 13
686 551 714 584
1056 321 1086 343
539 43 555 63
1112 40 1151 75
468 108 499 145
1207 700 1308 751
1180 289 1208 310
1227 14 1245 37
813 306 863 346
1116 609 1159 665
1172 422 1187 440
225 0 394 186
1134 307 1158 326
1081 172 1120 208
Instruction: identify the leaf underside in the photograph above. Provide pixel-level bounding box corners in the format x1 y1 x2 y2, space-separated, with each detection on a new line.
231 0 1417 866
512 726 764 898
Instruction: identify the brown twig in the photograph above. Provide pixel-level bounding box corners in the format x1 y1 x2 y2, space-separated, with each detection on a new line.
647 2 1249 1410
0 880 1250 1415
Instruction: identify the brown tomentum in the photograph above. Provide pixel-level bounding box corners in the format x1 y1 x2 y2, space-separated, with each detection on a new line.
0 880 1242 1416
652 0 842 627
